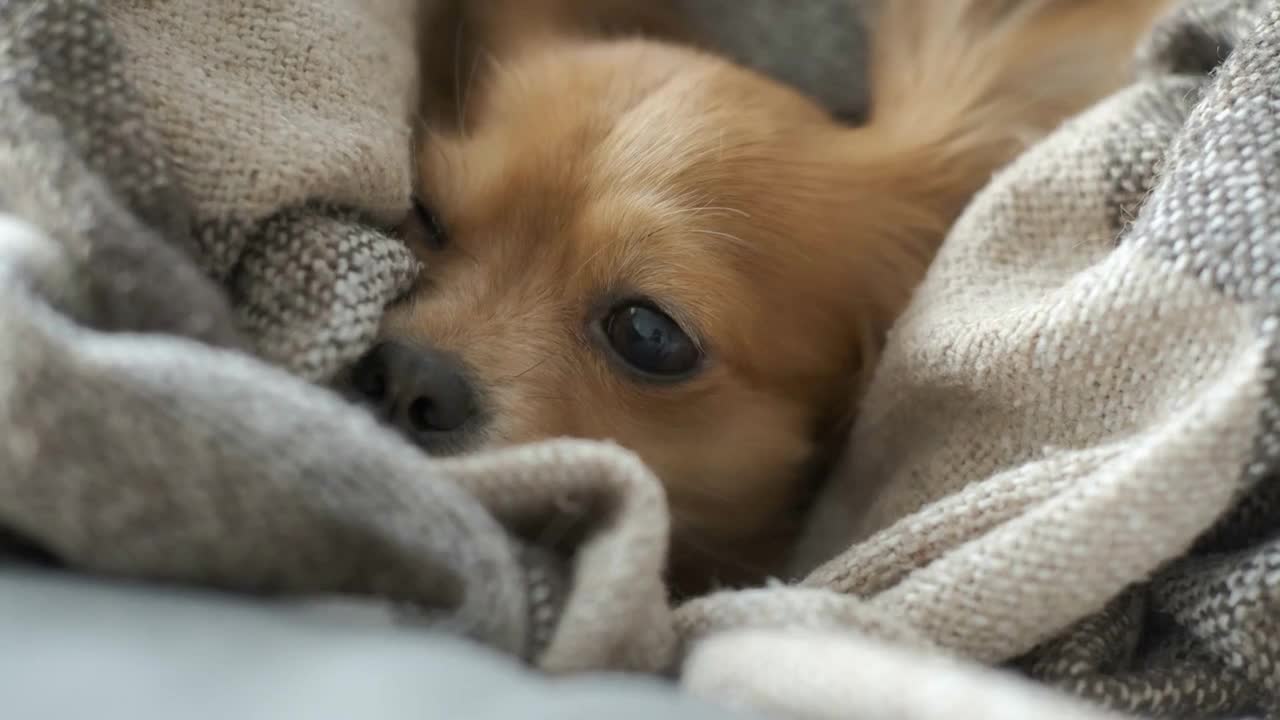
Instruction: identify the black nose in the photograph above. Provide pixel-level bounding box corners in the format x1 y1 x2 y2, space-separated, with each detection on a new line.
349 341 478 449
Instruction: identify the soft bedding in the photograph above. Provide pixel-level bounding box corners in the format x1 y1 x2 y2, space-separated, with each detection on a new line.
1 1 1277 718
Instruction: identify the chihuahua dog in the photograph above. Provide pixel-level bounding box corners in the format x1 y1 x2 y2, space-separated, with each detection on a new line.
350 0 1169 592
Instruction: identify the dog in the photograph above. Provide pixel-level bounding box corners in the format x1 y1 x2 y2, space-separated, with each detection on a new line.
350 0 1169 594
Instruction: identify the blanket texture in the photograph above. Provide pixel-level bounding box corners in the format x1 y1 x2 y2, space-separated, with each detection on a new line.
1 1 1278 719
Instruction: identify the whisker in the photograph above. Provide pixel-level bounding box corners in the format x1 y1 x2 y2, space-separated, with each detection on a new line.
695 205 752 219
663 205 753 222
566 227 661 283
689 228 751 248
511 357 549 381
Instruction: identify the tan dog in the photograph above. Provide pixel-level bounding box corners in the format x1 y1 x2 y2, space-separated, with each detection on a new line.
352 0 1169 593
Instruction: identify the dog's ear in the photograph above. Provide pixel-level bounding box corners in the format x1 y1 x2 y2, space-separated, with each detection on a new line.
810 0 1173 428
416 0 694 133
846 0 1172 228
846 0 1173 310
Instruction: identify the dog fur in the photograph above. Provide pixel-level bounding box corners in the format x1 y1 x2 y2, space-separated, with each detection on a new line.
387 0 1169 593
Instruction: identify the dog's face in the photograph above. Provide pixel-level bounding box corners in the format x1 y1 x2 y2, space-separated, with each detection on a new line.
362 40 931 583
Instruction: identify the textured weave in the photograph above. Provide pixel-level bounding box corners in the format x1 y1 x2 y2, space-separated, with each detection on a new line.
3 1 1280 719
0 0 674 675
679 2 1280 718
101 0 422 380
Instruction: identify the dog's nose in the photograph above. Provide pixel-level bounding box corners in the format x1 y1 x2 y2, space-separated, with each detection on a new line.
350 341 477 447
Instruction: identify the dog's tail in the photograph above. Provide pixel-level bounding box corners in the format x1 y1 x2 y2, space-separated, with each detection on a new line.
858 0 1170 226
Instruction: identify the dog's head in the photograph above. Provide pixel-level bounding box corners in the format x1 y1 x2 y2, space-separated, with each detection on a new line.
352 39 940 586
356 0 1169 590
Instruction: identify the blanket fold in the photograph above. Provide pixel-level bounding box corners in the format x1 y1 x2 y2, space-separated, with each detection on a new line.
0 0 673 673
687 2 1279 717
2 0 1279 719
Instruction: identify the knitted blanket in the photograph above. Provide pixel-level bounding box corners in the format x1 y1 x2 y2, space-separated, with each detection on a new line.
0 1 1276 719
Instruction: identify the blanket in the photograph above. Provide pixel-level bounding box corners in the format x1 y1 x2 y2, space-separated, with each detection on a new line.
684 2 1280 717
1 569 747 720
0 0 1277 719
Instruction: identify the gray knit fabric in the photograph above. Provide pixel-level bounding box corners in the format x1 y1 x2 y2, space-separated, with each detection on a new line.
0 0 676 674
3 1 1280 719
1015 5 1280 713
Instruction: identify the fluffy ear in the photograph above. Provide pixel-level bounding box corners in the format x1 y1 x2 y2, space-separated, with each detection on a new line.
810 0 1172 426
858 0 1171 209
867 0 1172 145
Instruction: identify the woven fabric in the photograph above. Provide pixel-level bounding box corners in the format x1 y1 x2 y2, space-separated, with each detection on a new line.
2 1 1278 718
680 2 1280 718
0 0 674 675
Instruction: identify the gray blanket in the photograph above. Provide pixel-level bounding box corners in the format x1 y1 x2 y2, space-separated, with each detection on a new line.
1 1 1278 719
0 568 747 720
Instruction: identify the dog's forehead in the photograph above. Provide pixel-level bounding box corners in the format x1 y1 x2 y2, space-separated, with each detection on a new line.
439 93 717 233
477 42 811 179
435 41 844 286
596 80 769 175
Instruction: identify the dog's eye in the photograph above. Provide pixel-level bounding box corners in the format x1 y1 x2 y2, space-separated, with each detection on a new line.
410 195 448 250
603 303 701 379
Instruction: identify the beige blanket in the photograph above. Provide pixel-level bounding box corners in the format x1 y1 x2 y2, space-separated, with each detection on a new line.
1 0 1276 718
